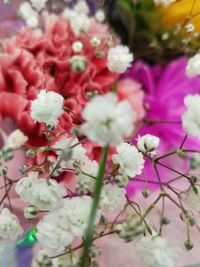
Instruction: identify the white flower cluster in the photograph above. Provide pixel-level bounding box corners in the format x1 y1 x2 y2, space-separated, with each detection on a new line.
81 93 136 146
137 236 180 267
18 1 39 29
6 129 28 150
182 94 200 139
31 89 64 127
36 196 100 254
15 172 67 210
112 142 144 178
137 134 160 154
30 0 47 11
0 208 23 240
185 183 200 211
185 54 200 77
100 184 126 213
107 45 133 73
153 0 175 6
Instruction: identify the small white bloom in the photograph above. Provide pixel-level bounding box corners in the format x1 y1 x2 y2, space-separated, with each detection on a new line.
16 172 67 210
34 250 78 267
137 134 160 154
74 0 90 15
31 90 64 127
185 54 200 77
112 142 144 177
24 205 38 220
70 13 91 35
185 23 195 33
69 55 87 72
60 196 100 236
153 0 175 6
81 93 136 146
15 172 38 198
77 159 99 191
90 36 101 47
185 184 200 211
100 184 126 213
6 129 28 149
107 45 133 73
95 9 105 23
53 137 87 166
182 94 200 138
0 209 23 239
72 41 83 52
137 236 180 267
18 2 39 29
36 215 74 255
30 0 47 12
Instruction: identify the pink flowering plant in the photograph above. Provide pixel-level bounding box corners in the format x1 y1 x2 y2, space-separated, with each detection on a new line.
1 1 200 267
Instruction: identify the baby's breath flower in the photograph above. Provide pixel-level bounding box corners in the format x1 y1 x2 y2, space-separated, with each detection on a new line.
31 90 64 127
0 208 23 239
182 94 200 138
137 236 181 267
6 129 28 150
185 54 200 77
107 45 133 73
95 9 106 23
81 93 135 146
137 134 160 154
112 142 144 177
30 0 47 12
100 184 126 213
72 41 83 53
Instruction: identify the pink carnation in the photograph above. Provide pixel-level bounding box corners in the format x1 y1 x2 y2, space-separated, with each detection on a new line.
0 13 118 146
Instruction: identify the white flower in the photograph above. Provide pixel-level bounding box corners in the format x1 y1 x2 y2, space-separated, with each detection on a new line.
70 13 91 35
53 137 87 166
6 129 28 149
90 36 101 47
137 236 180 267
77 159 99 191
60 196 100 236
112 142 144 177
15 171 38 198
16 172 67 210
182 94 200 138
31 89 64 127
74 0 90 15
153 0 175 6
185 184 200 211
72 41 83 52
34 250 78 267
100 184 126 213
137 134 160 154
185 54 200 77
0 208 23 239
18 2 39 29
36 215 74 255
95 9 105 23
107 45 133 73
30 0 47 12
81 93 135 146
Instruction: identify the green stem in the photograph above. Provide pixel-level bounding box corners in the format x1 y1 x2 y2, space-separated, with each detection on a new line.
80 146 109 267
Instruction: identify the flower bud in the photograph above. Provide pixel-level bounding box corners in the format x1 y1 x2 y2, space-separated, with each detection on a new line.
89 246 101 258
137 134 160 154
0 166 7 176
69 55 87 72
115 175 129 187
26 149 36 158
24 205 38 220
36 252 53 267
72 41 83 53
90 36 101 47
19 165 29 174
184 239 193 250
142 188 151 198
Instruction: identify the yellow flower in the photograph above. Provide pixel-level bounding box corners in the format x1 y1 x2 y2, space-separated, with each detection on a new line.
161 0 200 33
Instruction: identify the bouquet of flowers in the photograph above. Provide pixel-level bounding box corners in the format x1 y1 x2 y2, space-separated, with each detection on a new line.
0 1 200 267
